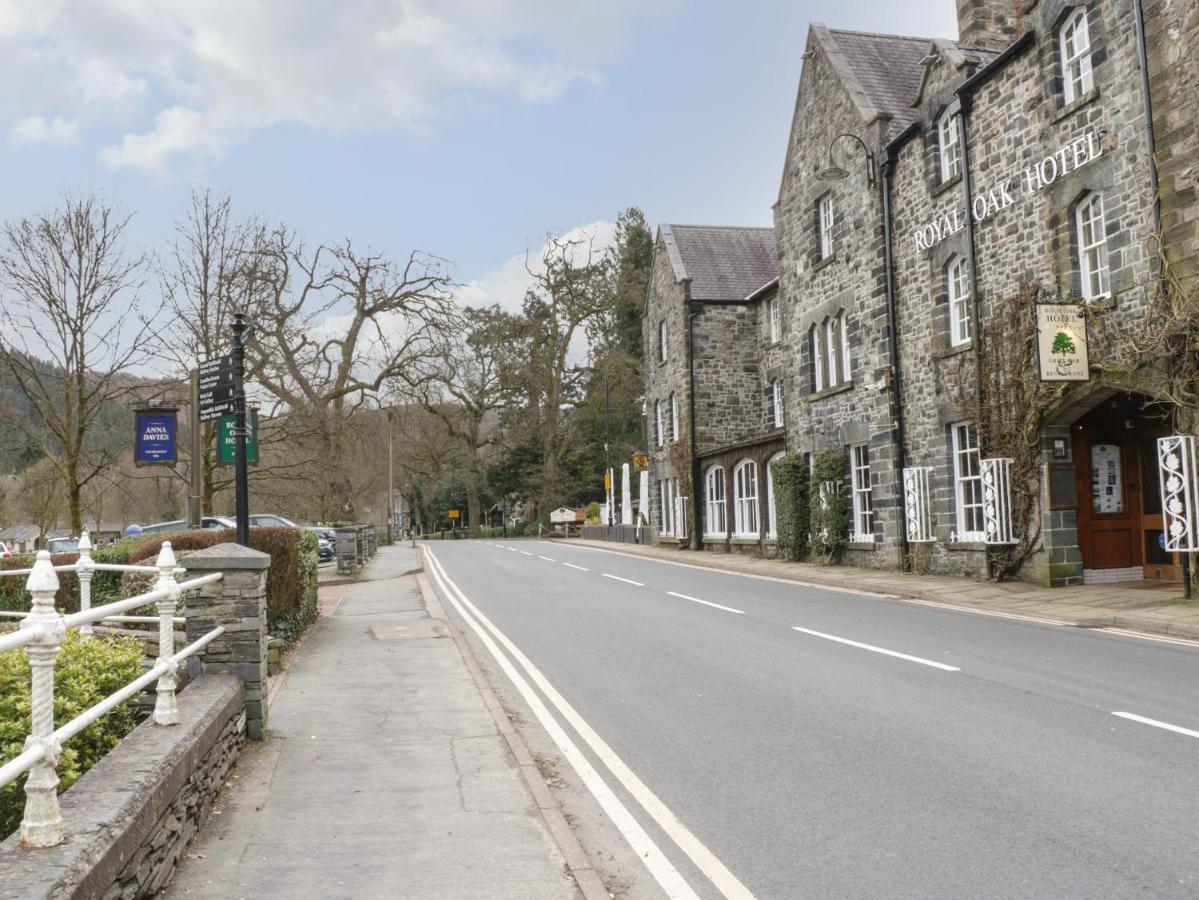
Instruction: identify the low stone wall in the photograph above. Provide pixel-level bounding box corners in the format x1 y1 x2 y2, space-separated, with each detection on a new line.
0 674 245 899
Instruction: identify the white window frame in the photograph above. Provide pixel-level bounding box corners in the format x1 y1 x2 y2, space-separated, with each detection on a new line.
1076 192 1110 300
654 400 664 448
818 194 834 259
657 319 668 363
948 256 972 346
768 295 780 344
771 379 784 428
733 460 760 538
669 392 679 442
766 452 784 539
839 312 851 383
939 113 961 183
825 316 839 387
705 466 726 537
850 443 875 542
810 324 824 392
1060 8 1094 104
659 476 678 537
952 423 986 542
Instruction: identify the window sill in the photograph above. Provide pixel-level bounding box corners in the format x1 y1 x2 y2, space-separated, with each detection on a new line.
846 540 879 551
810 254 836 273
1053 87 1100 124
806 381 855 402
930 173 962 199
730 535 760 544
934 342 973 361
947 540 987 552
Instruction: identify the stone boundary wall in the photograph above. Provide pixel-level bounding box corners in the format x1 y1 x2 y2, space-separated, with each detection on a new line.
0 674 245 899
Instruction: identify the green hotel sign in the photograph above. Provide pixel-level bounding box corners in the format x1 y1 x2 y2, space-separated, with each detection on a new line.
217 411 259 466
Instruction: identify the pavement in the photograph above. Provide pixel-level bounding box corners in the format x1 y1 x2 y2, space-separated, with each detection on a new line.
425 537 1199 899
566 537 1199 639
166 543 593 900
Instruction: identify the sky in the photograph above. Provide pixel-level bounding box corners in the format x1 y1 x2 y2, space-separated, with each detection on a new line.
0 1 958 313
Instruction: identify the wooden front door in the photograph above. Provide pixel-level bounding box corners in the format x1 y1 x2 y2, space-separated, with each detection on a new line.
1074 429 1143 570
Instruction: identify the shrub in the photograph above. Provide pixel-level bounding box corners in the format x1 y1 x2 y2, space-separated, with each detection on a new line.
585 501 601 525
0 631 145 839
809 450 849 564
771 455 811 561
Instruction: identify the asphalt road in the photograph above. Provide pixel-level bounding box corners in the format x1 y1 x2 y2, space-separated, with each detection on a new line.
424 538 1199 900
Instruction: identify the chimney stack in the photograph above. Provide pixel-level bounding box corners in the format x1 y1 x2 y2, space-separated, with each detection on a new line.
956 0 1019 50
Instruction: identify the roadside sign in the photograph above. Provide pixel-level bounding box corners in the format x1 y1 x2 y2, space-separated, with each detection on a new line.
448 509 460 519
217 411 259 465
198 353 235 376
134 408 178 467
632 452 649 472
198 353 240 421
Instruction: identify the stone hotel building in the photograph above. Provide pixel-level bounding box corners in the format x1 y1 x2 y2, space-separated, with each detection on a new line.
643 0 1199 586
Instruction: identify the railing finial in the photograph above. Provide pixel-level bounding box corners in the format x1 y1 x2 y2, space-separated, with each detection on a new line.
26 550 59 597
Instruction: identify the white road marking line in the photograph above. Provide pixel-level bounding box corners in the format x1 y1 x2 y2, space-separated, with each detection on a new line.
1098 628 1199 648
519 550 534 556
562 562 589 572
1112 711 1199 740
508 547 520 553
422 548 715 900
791 626 960 672
602 573 644 586
666 591 745 615
537 555 556 562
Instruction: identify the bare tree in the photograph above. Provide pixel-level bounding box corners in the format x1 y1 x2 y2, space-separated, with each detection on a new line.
0 195 152 532
507 233 614 520
408 305 509 534
244 229 455 517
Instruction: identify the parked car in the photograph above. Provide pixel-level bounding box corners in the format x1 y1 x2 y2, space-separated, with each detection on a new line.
301 525 337 563
126 517 235 537
0 541 12 559
45 536 80 554
248 514 299 529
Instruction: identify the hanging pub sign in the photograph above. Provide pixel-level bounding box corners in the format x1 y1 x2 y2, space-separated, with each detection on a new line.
1035 304 1089 382
134 407 179 467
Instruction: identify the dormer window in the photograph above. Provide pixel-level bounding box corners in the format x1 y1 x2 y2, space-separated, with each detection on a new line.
1060 8 1094 103
938 113 961 183
818 195 834 260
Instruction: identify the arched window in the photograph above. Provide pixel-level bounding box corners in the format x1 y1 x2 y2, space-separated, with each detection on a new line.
947 256 971 346
810 324 824 392
1076 192 1110 300
766 452 785 539
705 466 726 537
939 112 961 183
1060 8 1093 103
733 460 760 538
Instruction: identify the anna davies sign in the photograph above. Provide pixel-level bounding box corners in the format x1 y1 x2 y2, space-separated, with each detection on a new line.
911 128 1104 252
134 408 178 466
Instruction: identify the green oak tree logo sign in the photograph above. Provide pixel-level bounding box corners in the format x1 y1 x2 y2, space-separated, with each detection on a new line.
1036 305 1089 381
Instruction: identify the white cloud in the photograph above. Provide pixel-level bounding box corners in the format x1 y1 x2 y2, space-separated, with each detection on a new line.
9 114 78 146
0 0 652 175
459 220 617 314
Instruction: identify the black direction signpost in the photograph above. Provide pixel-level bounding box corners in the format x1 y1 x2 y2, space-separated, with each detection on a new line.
198 319 252 546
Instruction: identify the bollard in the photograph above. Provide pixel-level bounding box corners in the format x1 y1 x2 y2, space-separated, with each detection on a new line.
153 542 180 726
75 530 94 637
20 551 65 847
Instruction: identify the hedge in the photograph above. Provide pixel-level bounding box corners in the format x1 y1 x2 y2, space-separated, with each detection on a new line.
126 528 317 633
809 450 849 564
771 455 811 561
0 545 134 614
0 631 144 839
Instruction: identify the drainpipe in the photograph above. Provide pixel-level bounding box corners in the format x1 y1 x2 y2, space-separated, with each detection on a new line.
1132 0 1161 233
880 149 909 571
686 300 703 550
952 93 993 581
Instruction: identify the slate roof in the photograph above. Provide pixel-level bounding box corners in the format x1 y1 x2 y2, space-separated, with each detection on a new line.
661 225 778 302
822 29 935 132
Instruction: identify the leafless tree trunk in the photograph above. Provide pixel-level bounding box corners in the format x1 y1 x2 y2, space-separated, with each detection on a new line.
0 194 152 533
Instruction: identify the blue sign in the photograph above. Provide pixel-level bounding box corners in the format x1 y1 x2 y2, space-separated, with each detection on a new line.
135 409 178 466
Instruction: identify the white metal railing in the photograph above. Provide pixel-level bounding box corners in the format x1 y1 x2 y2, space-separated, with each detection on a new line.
1159 435 1199 552
903 466 936 544
981 457 1017 545
0 538 224 848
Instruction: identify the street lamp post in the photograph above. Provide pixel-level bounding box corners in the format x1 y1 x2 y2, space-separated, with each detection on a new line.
387 407 395 544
